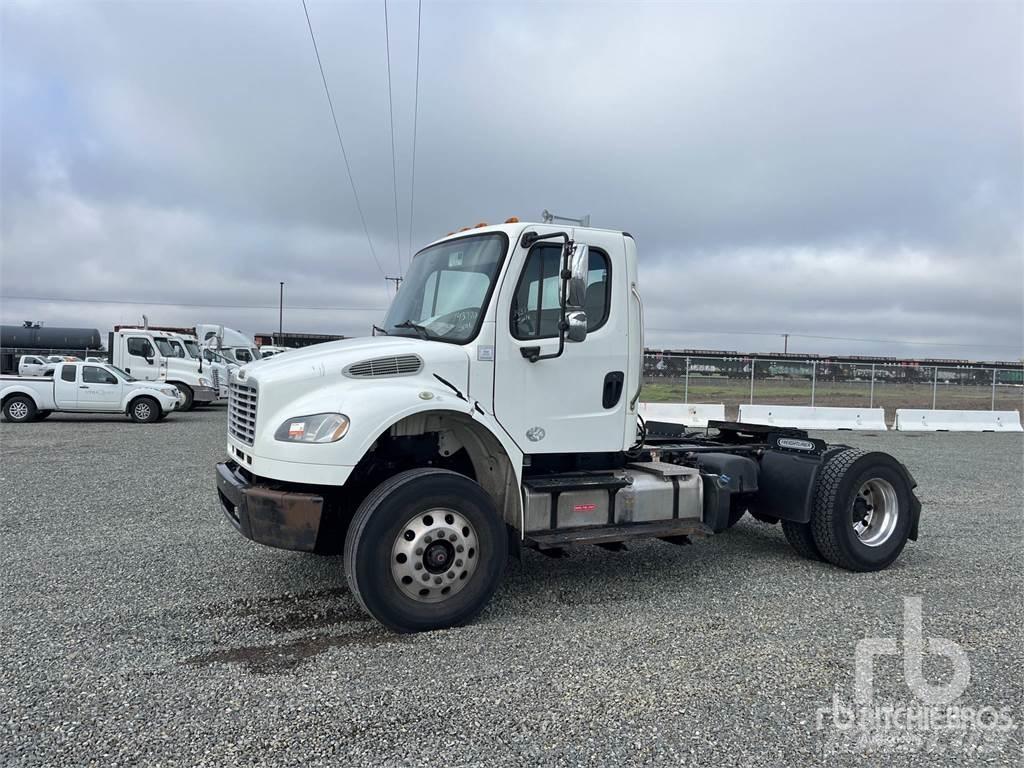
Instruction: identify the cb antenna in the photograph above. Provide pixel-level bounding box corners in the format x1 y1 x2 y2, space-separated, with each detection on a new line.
541 209 591 227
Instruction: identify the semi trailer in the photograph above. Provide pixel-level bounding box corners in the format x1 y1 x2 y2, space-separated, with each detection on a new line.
215 222 922 633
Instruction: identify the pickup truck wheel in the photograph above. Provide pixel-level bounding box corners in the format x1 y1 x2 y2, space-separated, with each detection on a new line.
810 449 915 572
344 468 507 633
173 383 194 411
129 396 160 423
3 396 37 423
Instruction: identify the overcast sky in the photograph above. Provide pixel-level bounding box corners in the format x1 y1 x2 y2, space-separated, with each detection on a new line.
1 0 1021 360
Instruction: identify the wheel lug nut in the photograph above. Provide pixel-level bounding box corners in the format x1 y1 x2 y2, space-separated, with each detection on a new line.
449 533 457 542
414 562 423 571
456 545 464 553
422 574 429 581
434 576 443 585
423 535 432 543
447 571 455 579
415 547 423 556
455 559 463 567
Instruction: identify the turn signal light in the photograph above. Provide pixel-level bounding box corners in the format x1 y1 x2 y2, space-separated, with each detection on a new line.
505 216 519 223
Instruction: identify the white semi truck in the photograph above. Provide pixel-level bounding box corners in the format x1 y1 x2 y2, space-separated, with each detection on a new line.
1 361 181 422
108 328 217 410
216 222 922 633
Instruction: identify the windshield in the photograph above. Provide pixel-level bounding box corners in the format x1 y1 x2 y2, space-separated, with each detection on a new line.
153 338 174 356
382 233 508 343
183 340 200 358
107 365 136 382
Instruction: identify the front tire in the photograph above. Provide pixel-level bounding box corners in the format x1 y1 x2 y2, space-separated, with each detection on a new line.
344 468 507 633
129 396 160 423
810 449 915 571
3 396 37 423
172 383 194 411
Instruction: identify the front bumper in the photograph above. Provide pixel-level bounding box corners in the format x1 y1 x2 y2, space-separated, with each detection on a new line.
194 385 218 404
215 460 325 551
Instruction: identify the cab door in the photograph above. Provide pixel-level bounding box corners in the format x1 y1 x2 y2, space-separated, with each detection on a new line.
54 364 80 408
79 365 123 410
492 228 630 454
124 336 158 380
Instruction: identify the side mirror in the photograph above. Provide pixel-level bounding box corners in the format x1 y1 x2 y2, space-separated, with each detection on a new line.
564 243 589 309
566 310 588 342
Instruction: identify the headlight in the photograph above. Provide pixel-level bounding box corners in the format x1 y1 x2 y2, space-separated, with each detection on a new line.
162 387 178 396
198 377 212 387
275 413 350 443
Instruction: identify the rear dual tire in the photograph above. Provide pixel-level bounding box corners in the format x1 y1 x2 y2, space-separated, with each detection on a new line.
344 468 507 633
785 448 915 571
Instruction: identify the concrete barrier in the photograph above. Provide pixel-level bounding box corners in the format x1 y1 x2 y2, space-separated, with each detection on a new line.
738 404 888 431
894 409 1023 432
639 402 725 428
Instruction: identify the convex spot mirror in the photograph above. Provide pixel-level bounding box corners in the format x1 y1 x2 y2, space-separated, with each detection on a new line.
566 310 588 342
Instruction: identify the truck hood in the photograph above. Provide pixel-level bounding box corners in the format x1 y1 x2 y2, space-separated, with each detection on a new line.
240 336 471 392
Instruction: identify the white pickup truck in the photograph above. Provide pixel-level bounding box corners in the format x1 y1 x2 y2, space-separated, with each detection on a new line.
1 361 182 423
17 355 56 377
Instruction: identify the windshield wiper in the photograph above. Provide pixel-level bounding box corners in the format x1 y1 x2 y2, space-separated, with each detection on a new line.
372 324 389 336
392 320 434 340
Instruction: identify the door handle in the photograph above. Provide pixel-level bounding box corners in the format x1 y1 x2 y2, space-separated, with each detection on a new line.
79 385 89 389
603 371 625 408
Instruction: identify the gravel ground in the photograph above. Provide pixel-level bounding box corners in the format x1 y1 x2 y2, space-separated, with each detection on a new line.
1 407 1021 766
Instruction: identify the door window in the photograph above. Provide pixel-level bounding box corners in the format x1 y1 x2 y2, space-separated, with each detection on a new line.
83 366 118 385
127 338 155 358
60 365 77 382
235 348 253 363
511 245 610 339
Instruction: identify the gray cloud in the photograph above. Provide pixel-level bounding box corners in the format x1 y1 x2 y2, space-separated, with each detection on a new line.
1 0 1021 359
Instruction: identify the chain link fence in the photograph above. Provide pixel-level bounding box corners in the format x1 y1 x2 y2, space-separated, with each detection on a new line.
643 353 1024 423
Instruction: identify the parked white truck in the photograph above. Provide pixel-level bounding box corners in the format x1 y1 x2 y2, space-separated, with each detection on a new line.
195 325 261 365
216 222 923 633
108 329 217 410
17 355 56 377
1 361 181 422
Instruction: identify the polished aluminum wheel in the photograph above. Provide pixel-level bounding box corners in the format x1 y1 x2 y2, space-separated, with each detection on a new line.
852 478 900 547
9 401 30 420
134 402 152 420
391 508 479 603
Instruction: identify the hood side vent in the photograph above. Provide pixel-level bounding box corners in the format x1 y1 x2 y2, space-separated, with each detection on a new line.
344 354 423 379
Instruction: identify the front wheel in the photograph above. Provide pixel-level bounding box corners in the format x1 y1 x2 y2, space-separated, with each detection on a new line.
129 396 160 423
810 449 916 571
173 383 194 411
344 468 507 633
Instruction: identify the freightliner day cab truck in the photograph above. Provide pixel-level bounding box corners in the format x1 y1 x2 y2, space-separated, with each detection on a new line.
216 222 922 633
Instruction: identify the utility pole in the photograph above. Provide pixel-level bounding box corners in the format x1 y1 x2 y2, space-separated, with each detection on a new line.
783 333 789 354
278 282 284 344
386 276 403 294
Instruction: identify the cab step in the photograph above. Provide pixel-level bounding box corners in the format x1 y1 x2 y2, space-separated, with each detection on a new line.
525 519 712 551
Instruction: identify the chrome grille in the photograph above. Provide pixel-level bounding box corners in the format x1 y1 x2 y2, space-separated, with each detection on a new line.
344 354 422 378
211 367 221 391
228 380 257 445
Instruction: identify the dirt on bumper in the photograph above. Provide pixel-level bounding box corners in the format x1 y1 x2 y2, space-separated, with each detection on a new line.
216 460 324 551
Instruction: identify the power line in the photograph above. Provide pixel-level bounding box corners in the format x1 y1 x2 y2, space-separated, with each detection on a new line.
407 0 422 265
645 327 1022 352
383 0 403 277
300 0 388 287
1 295 388 312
